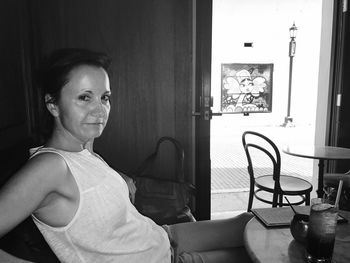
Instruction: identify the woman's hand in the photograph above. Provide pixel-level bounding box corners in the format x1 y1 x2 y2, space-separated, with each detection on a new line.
118 172 137 204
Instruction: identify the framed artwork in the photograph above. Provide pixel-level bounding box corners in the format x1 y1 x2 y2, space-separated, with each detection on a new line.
221 63 273 114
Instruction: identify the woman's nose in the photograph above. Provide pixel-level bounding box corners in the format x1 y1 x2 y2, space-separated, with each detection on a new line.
91 101 107 117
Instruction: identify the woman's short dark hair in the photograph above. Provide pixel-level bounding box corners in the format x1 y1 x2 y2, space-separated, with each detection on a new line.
40 48 111 103
38 48 111 140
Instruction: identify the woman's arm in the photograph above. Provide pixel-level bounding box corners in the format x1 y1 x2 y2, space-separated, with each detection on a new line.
0 153 68 237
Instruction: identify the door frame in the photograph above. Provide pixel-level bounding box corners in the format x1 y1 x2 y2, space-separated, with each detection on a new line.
327 0 346 147
194 0 212 220
326 0 349 172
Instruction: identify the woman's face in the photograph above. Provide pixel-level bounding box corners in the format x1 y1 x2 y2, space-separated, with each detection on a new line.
52 65 111 144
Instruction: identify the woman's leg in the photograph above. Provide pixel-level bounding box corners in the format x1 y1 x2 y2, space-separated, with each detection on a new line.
167 212 253 257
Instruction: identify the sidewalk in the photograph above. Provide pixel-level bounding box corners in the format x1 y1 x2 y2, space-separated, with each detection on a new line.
210 118 315 218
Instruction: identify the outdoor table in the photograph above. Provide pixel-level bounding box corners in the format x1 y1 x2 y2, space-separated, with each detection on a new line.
244 210 350 263
282 145 350 197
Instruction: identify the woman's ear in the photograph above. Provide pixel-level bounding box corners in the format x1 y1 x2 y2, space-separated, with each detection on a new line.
45 94 59 117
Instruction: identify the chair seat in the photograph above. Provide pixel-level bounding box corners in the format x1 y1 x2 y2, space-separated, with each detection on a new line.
255 175 312 194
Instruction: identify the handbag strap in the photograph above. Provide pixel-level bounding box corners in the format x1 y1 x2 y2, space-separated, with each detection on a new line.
134 136 185 182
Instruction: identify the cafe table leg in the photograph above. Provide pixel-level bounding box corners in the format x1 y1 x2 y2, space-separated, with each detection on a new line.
317 160 325 198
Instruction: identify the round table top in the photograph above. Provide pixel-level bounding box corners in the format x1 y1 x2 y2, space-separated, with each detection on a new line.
244 211 350 263
282 145 350 160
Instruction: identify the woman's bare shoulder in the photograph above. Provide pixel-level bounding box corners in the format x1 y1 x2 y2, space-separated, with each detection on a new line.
14 151 70 191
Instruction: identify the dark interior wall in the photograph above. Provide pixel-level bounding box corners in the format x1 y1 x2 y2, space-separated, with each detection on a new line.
0 0 34 187
0 0 32 150
25 0 194 180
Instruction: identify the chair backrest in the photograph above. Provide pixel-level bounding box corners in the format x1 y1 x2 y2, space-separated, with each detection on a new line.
242 131 281 182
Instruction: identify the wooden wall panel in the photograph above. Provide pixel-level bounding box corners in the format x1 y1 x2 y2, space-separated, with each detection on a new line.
28 0 193 181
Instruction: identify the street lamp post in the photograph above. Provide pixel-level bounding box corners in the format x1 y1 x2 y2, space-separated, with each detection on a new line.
283 22 298 127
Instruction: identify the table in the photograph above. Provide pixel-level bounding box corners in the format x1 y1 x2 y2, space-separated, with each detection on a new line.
244 210 350 263
282 145 350 197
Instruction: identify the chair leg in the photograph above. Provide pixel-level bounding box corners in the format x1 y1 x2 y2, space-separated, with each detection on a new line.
247 184 254 212
272 192 278 207
278 194 283 207
305 192 310 205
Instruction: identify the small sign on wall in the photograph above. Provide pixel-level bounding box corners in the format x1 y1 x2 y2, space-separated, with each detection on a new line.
221 63 273 114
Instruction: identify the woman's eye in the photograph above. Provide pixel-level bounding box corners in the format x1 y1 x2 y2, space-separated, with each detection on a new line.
78 95 91 101
102 95 111 102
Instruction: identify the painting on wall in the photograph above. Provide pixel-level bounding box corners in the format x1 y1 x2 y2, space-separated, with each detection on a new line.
221 63 273 114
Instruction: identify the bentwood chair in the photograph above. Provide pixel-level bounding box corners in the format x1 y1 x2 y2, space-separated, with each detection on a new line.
242 131 313 212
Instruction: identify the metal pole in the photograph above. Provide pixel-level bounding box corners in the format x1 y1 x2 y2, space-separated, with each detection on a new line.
283 37 296 127
287 54 293 118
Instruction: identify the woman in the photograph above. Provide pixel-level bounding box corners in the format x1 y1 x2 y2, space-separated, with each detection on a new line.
0 48 252 263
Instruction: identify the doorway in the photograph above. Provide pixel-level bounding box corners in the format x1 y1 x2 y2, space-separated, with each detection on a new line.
209 0 327 218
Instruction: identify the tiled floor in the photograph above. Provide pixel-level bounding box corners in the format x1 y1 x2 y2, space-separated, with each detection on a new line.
210 119 315 219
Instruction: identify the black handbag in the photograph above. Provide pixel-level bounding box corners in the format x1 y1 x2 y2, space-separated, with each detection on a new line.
132 137 196 225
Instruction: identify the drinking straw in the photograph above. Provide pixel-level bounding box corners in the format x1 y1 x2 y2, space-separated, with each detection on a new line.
284 196 298 215
334 180 343 208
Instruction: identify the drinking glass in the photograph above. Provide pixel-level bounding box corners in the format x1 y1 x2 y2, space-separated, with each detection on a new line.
306 198 338 263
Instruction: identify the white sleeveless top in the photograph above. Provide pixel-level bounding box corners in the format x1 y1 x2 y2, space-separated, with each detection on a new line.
30 147 171 263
